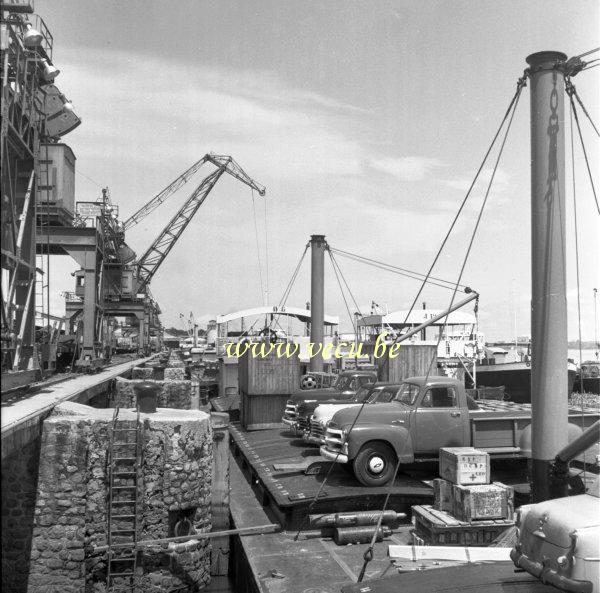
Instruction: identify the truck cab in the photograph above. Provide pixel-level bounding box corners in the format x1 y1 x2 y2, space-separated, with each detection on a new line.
304 382 402 445
282 370 377 435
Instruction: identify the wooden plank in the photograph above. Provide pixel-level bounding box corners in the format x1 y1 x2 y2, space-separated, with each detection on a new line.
210 412 230 576
388 544 512 562
427 507 462 527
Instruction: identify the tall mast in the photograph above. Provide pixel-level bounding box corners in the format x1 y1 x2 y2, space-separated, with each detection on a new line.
526 51 569 502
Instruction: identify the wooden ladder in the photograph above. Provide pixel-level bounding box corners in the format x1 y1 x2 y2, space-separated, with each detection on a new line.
106 406 142 591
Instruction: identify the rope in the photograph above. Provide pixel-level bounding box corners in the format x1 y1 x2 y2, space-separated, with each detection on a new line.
566 81 600 215
250 189 265 301
358 78 524 582
330 247 469 292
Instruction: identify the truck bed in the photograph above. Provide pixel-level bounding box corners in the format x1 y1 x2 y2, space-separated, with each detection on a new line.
468 401 599 454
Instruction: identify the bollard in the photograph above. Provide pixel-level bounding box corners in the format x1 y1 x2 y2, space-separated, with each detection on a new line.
133 381 161 413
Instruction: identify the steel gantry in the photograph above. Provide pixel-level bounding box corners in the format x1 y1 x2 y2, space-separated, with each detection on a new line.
1 6 52 381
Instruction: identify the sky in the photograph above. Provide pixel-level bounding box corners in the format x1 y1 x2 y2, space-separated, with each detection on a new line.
40 0 599 341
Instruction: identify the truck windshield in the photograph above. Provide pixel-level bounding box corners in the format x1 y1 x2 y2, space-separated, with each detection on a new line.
367 387 396 403
394 383 420 405
354 385 372 402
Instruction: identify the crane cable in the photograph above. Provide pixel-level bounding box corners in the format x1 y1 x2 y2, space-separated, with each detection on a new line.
566 79 600 215
264 191 270 304
361 77 526 584
250 188 265 302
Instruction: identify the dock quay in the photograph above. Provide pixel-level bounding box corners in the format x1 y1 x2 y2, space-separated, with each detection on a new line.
1 356 156 458
2 1 599 592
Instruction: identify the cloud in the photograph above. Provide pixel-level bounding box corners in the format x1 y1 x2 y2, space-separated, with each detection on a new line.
443 167 511 193
369 156 446 181
59 48 367 184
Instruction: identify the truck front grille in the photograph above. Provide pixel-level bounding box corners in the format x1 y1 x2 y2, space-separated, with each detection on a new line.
297 416 309 431
324 424 344 453
283 403 297 421
309 419 326 442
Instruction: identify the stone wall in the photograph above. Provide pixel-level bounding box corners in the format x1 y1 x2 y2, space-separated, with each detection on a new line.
27 402 213 593
2 437 41 593
114 378 192 410
132 367 153 380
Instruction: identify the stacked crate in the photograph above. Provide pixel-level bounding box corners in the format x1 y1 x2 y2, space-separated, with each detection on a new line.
412 447 515 545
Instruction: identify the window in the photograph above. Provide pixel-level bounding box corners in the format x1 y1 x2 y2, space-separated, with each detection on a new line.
421 387 457 408
354 385 372 402
393 383 421 405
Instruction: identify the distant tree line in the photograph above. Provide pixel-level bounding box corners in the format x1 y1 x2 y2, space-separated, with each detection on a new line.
164 327 207 337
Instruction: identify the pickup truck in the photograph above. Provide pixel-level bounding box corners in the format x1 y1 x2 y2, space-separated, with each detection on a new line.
304 382 402 445
320 376 600 487
282 369 377 435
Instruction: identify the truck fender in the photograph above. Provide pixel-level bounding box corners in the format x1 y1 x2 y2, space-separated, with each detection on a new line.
347 425 415 464
518 422 583 458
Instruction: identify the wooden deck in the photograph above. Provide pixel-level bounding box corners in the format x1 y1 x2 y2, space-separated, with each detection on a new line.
229 422 434 530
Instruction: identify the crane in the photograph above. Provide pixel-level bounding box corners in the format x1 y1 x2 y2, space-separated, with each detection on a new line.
130 154 265 293
122 153 265 231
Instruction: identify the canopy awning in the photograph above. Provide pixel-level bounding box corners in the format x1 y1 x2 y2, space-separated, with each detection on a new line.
216 305 339 326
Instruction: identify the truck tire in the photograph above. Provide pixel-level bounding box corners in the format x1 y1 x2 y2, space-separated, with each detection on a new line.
353 442 397 487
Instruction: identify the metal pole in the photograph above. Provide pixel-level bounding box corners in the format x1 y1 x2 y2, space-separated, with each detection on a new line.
526 50 569 501
309 234 326 372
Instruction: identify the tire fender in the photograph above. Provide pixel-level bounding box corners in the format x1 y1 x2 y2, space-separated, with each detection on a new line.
347 426 415 463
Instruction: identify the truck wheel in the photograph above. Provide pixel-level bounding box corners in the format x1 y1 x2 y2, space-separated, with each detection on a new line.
353 442 397 487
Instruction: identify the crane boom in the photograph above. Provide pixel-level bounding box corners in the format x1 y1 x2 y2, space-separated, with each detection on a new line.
122 153 265 231
135 155 265 293
122 156 210 230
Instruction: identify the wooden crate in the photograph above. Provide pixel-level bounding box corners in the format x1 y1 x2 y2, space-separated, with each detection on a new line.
240 390 290 431
439 447 490 485
377 344 438 382
452 482 514 522
238 349 300 395
432 478 454 513
412 505 514 546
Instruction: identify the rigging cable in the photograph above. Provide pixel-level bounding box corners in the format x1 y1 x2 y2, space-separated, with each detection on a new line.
329 250 358 336
379 73 529 382
292 76 529 551
267 244 309 331
568 82 600 138
566 80 600 215
365 77 526 583
570 100 587 489
329 250 368 329
250 188 265 302
330 247 470 292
